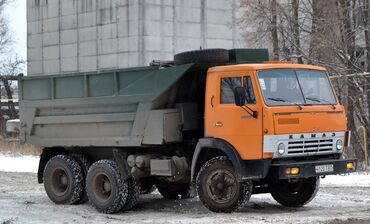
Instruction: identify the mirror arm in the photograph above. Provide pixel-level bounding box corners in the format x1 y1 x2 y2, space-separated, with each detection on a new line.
240 105 257 118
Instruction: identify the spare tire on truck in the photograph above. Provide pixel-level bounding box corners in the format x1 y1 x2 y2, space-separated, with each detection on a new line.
174 49 229 65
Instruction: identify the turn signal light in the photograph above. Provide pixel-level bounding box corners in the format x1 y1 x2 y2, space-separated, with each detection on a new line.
291 168 300 175
284 167 300 175
346 162 354 170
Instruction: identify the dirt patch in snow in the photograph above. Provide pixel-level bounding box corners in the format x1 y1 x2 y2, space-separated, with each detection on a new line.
0 172 369 224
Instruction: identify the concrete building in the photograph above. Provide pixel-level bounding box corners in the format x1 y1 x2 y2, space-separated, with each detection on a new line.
27 0 244 76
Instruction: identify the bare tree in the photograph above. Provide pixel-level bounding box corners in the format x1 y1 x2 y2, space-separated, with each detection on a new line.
271 0 280 60
292 0 303 63
0 0 26 137
359 0 370 71
238 0 282 59
0 56 25 119
0 0 12 54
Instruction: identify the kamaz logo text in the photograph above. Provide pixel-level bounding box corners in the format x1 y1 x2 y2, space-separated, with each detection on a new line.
289 133 336 139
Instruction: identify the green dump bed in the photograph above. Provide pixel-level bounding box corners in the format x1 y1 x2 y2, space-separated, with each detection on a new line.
19 64 196 148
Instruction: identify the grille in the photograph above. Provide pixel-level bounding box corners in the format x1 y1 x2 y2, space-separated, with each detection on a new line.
287 139 333 154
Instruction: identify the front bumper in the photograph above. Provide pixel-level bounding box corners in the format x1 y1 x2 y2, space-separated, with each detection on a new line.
271 158 357 179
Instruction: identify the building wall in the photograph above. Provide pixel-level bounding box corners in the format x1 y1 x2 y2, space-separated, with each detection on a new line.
27 0 244 76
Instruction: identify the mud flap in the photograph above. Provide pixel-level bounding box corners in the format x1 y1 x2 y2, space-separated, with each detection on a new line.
113 149 131 181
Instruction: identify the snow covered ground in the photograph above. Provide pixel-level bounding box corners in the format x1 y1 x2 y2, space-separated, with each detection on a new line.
0 153 39 173
321 173 370 187
0 154 369 224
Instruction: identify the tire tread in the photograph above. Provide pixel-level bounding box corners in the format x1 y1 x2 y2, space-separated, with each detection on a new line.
43 154 84 205
86 160 128 214
196 156 252 213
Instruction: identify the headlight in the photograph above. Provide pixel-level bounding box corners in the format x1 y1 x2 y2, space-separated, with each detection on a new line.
336 139 343 151
278 143 285 155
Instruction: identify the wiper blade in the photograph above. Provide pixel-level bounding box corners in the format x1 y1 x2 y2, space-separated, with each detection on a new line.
306 97 336 109
268 97 286 102
305 97 321 103
268 97 303 110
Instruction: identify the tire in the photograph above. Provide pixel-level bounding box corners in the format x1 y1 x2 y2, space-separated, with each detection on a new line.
174 49 229 65
122 177 140 211
196 156 252 213
157 183 194 200
271 177 320 207
70 153 91 204
43 154 84 205
86 160 128 214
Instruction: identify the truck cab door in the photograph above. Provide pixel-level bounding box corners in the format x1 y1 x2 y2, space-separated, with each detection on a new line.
204 72 263 160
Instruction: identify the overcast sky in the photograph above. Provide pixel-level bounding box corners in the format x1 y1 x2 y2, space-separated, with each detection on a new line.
5 0 27 60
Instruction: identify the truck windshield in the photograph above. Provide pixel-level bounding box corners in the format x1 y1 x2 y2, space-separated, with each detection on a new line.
257 69 337 106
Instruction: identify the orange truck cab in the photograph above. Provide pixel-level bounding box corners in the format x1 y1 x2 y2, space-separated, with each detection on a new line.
190 49 356 212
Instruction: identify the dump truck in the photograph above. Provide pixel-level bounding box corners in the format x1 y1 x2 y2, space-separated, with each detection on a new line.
13 49 357 213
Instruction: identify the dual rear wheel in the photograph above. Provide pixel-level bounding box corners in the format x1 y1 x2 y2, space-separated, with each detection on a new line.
43 155 140 214
85 160 141 213
43 154 85 205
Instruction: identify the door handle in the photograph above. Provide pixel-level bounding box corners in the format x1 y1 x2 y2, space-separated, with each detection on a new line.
211 96 214 108
214 122 223 127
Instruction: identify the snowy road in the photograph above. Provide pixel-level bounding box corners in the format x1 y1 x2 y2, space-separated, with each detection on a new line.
0 171 370 224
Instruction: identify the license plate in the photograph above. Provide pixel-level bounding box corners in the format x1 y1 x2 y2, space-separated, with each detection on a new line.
315 164 334 173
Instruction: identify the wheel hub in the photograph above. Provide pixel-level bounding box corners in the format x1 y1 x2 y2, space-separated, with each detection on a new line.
93 173 112 202
60 174 68 186
206 170 236 203
216 183 224 190
51 168 69 196
103 179 111 192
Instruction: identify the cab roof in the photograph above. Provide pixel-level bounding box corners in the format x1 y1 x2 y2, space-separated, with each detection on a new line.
208 62 327 73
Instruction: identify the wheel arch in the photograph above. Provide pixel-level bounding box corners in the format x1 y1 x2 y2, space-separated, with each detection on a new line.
38 148 66 184
191 138 245 182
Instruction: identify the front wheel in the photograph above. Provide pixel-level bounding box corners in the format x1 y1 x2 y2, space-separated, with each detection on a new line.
271 177 320 207
196 156 252 213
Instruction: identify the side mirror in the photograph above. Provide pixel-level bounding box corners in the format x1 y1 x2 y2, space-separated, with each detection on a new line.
234 87 246 107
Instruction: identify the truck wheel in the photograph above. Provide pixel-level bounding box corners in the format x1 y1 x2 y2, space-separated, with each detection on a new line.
70 153 91 204
196 156 252 213
122 177 140 211
157 183 194 200
43 154 84 205
271 177 320 207
174 49 229 65
86 160 128 214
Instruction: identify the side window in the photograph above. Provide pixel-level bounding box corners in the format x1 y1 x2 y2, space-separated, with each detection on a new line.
244 76 256 104
220 77 242 104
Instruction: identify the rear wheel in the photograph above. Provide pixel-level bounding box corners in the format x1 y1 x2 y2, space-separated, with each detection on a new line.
271 177 319 207
196 156 252 213
43 154 84 205
86 160 128 214
70 153 91 203
157 183 194 200
122 177 140 211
